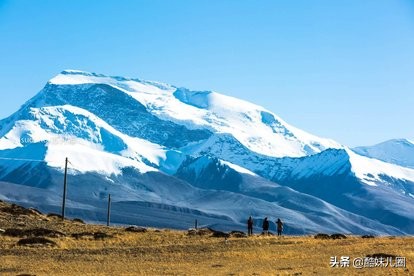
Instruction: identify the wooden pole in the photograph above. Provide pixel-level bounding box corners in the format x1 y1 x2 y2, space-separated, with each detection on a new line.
195 219 198 230
61 157 68 220
107 194 111 227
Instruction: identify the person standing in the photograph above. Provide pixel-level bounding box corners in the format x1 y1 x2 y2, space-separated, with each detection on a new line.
262 217 269 235
247 216 254 236
276 218 283 236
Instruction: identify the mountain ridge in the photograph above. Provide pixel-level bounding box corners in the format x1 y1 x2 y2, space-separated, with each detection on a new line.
353 139 414 169
1 70 413 234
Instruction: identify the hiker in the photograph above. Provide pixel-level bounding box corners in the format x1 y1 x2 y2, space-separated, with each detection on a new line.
276 218 283 236
247 216 253 236
262 217 269 235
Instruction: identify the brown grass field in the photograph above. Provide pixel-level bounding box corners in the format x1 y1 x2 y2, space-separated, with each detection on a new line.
0 200 412 275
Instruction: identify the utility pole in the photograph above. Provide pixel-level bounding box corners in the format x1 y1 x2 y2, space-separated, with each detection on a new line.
61 157 68 220
107 194 111 227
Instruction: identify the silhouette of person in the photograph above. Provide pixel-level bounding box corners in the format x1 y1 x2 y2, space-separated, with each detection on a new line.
262 217 269 235
247 216 254 236
276 218 283 236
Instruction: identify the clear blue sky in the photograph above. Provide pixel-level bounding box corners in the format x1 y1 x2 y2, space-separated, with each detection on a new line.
0 0 413 147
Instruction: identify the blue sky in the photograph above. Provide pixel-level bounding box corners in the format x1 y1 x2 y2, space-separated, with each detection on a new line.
0 0 413 147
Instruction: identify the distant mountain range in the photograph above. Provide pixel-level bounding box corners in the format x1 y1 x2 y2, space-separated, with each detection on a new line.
353 139 414 169
0 70 413 235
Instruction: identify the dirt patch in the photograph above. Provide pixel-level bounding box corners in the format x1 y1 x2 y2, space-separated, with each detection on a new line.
4 228 26 237
27 228 65 238
330 233 347 239
93 232 112 240
366 253 397 258
229 231 247 238
314 233 330 239
47 213 63 219
72 218 85 224
27 208 43 216
3 228 65 238
71 231 112 240
187 228 229 238
0 204 42 217
314 233 347 240
17 237 57 247
125 226 147 233
187 228 214 236
211 230 230 238
0 268 20 273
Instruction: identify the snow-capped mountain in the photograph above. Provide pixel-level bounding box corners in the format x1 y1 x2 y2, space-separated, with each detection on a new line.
353 139 414 169
0 70 413 235
46 70 342 157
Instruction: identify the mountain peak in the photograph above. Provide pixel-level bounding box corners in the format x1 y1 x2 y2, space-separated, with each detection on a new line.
356 138 414 148
4 69 343 159
393 138 414 145
60 69 95 75
353 138 414 169
48 70 174 92
49 70 106 85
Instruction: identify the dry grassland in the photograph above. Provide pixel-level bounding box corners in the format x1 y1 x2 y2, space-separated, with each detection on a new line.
0 200 412 275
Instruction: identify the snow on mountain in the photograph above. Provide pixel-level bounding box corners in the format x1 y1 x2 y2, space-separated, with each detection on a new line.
0 79 212 150
1 69 414 234
0 104 165 175
347 148 414 186
182 130 414 190
220 160 258 176
353 139 414 169
174 155 405 234
239 149 414 233
46 70 342 158
175 129 414 233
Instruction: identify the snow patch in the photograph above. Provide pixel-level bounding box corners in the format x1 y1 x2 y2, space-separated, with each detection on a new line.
0 104 167 175
220 160 257 176
45 141 156 175
347 148 414 186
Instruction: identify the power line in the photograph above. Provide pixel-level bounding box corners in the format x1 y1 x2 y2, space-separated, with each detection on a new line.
0 157 47 163
0 156 74 167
